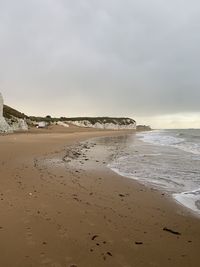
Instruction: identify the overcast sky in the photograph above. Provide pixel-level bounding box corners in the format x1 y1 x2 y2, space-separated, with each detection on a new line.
1 0 200 128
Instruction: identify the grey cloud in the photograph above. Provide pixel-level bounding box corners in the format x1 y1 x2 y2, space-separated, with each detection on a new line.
0 0 200 119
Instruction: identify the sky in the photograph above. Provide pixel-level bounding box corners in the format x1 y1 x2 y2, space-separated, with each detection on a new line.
0 0 200 128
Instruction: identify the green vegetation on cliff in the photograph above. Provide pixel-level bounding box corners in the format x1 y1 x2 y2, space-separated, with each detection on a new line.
3 105 28 119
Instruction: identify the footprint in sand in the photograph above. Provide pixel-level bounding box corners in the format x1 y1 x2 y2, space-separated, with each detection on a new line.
40 257 62 267
25 229 35 246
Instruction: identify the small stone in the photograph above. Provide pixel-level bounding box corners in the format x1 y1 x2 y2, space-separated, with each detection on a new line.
91 235 98 240
135 241 143 245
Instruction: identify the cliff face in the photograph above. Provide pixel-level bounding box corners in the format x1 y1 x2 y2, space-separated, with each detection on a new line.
0 93 12 133
66 117 136 130
6 117 29 132
0 93 28 133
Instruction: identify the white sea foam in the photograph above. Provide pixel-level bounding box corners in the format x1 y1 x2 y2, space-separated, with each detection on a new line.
174 189 200 214
174 142 200 156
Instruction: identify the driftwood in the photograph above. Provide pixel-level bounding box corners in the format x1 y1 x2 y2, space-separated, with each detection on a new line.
163 227 181 235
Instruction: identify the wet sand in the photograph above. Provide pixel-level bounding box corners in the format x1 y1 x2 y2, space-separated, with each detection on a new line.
0 126 200 267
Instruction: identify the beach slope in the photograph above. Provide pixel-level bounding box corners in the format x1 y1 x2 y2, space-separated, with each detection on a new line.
0 127 200 267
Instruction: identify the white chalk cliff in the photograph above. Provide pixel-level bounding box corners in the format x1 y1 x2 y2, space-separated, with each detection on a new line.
56 121 69 127
67 118 136 130
0 92 28 133
7 117 29 132
0 93 12 132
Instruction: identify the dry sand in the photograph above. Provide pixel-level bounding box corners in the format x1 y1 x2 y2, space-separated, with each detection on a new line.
0 126 200 267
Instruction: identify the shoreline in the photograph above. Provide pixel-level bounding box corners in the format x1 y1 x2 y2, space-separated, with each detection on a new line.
71 133 200 219
0 128 200 266
135 129 200 218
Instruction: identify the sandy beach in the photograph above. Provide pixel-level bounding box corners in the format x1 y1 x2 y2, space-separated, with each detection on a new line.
0 126 200 267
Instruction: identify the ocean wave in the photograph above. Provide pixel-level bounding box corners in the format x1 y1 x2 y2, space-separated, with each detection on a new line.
138 130 200 155
138 131 184 146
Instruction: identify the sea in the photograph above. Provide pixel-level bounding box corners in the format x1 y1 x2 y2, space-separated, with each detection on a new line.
108 129 200 216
